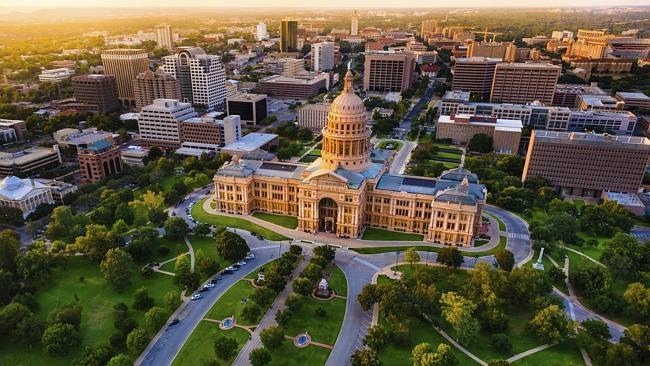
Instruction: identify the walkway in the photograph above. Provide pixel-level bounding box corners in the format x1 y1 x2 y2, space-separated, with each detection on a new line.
565 247 606 267
183 237 196 272
506 342 558 363
432 324 487 366
232 251 312 366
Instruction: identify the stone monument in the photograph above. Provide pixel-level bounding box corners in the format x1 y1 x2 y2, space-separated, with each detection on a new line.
316 278 331 298
533 247 545 270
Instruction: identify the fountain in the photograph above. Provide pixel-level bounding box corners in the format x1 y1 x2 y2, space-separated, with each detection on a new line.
294 332 311 348
219 316 235 330
533 247 545 270
315 278 331 298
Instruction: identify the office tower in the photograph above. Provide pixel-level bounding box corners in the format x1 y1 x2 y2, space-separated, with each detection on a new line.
467 41 517 61
71 74 121 114
421 20 438 38
280 20 298 52
523 130 650 196
552 83 607 108
137 99 198 148
490 63 561 105
566 29 612 59
161 47 227 110
226 93 268 125
78 141 122 183
437 114 522 154
351 11 359 36
256 22 269 41
258 73 329 99
363 52 416 92
451 57 501 98
155 24 174 51
180 115 242 149
551 30 574 40
101 49 149 106
132 69 182 110
297 103 330 132
312 42 335 72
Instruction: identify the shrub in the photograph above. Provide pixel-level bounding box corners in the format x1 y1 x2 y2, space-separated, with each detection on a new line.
315 307 327 318
260 326 285 349
289 244 302 255
157 245 170 256
490 333 512 352
285 293 305 313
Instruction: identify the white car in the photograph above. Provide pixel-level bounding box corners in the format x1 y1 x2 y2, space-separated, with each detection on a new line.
237 260 247 266
245 253 255 260
191 293 203 300
205 283 215 289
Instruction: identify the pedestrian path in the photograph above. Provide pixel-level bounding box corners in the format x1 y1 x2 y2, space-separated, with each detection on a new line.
507 232 529 240
506 342 558 363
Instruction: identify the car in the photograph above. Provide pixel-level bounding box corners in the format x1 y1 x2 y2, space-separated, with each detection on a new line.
191 293 203 300
232 264 240 270
199 287 208 293
168 318 180 326
225 266 236 271
221 269 233 275
205 282 215 288
245 253 255 260
215 275 223 281
237 260 247 266
171 212 176 216
256 234 264 240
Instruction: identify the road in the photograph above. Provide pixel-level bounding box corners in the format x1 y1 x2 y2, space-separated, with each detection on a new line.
554 289 625 342
136 235 287 366
483 205 532 265
398 81 438 131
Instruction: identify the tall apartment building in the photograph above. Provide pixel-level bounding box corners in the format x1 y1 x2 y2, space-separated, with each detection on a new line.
566 29 612 59
312 42 335 72
161 47 226 111
226 93 268 125
451 57 501 98
421 20 439 38
132 69 182 110
351 11 359 36
155 24 174 51
137 99 198 148
78 140 122 183
256 23 269 41
297 103 331 132
490 63 561 105
280 20 298 52
71 74 121 113
523 130 650 196
363 52 415 92
101 49 149 106
467 41 517 61
179 115 242 153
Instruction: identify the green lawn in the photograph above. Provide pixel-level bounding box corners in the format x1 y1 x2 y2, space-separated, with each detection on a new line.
283 296 346 345
252 212 299 229
191 198 289 241
361 227 424 241
150 237 190 264
511 341 585 366
486 213 507 231
206 279 265 324
433 151 462 161
298 154 319 163
325 264 348 297
171 321 250 366
0 255 178 366
352 235 507 256
266 341 331 366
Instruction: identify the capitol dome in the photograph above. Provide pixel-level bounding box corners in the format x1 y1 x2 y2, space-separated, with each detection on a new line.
330 70 365 115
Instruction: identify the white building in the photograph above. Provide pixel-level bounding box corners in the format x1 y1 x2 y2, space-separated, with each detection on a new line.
551 30 574 40
161 47 227 111
137 99 198 148
155 24 174 51
351 11 359 36
297 103 331 132
39 68 75 83
0 176 55 217
256 23 269 41
312 42 335 72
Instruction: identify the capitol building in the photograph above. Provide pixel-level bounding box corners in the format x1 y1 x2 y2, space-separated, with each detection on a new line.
213 70 487 246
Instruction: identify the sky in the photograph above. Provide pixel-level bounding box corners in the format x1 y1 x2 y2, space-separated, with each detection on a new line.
5 0 650 8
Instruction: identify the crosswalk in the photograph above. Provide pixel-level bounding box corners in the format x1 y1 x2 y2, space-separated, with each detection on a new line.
630 232 650 242
507 232 529 240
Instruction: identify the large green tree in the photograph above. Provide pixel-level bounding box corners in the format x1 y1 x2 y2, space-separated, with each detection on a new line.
529 305 576 342
216 231 250 262
100 248 134 291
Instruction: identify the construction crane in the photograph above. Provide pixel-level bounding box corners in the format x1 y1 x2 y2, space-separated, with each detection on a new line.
471 27 504 42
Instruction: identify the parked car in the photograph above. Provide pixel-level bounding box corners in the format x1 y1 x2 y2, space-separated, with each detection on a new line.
199 287 208 293
191 293 202 300
245 253 255 260
168 318 180 326
205 282 215 289
237 260 247 266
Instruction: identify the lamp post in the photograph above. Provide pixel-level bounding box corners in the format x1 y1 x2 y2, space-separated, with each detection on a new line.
426 251 429 266
394 251 400 275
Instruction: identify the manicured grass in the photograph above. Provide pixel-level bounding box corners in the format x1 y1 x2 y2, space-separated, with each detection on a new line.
486 213 507 231
266 341 331 366
433 151 462 161
325 264 348 297
0 255 178 366
352 235 507 256
283 296 346 345
191 198 289 241
511 340 585 366
170 322 250 366
298 154 319 163
252 212 299 229
150 237 190 264
361 227 424 241
377 140 404 151
206 279 265 324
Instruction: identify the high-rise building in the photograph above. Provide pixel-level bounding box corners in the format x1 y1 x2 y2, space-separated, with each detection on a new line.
363 52 416 92
490 62 561 105
155 24 174 51
467 41 518 61
312 42 335 72
78 140 123 183
101 49 149 106
179 115 242 151
256 22 269 41
161 47 227 111
451 57 501 98
437 114 523 154
137 99 198 148
72 74 121 114
132 69 182 110
523 130 650 196
551 30 574 40
420 20 439 38
566 29 612 59
280 20 298 52
226 93 268 125
351 11 359 36
297 103 331 132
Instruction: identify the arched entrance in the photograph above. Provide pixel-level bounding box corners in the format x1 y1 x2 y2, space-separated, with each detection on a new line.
318 198 338 233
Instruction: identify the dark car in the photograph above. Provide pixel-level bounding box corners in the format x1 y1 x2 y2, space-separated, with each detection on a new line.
222 269 233 275
168 318 180 326
199 287 208 293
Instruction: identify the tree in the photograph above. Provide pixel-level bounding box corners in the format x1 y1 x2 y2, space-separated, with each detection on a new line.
47 302 82 329
0 302 32 336
41 323 81 356
100 248 134 291
604 343 637 366
623 283 650 322
620 324 650 363
292 277 312 296
75 224 117 262
15 315 45 345
144 307 168 335
242 302 262 322
216 231 250 262
286 293 305 313
0 229 20 274
581 319 610 341
468 133 493 153
164 217 189 240
358 284 381 311
249 347 272 366
437 247 464 268
440 292 478 344
260 325 285 349
0 206 24 226
404 247 421 267
363 325 388 350
569 264 611 297
193 223 211 236
351 348 382 366
600 233 642 279
251 287 277 309
214 335 238 360
412 342 458 366
489 334 512 352
529 305 576 342
126 328 149 354
164 291 181 311
133 287 155 311
508 267 553 305
495 249 515 271
487 361 510 366
107 354 132 366
73 344 114 366
313 245 336 262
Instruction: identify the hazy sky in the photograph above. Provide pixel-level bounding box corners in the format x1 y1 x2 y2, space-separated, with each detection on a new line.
6 0 650 8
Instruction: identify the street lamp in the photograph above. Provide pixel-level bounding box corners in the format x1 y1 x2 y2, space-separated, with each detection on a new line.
393 251 400 275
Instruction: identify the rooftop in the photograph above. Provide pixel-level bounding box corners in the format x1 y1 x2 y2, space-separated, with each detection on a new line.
0 176 49 201
442 90 471 102
534 130 650 147
260 73 327 85
438 114 523 132
578 94 621 108
615 92 650 100
222 133 278 153
0 147 58 167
